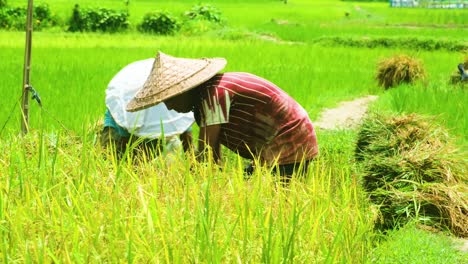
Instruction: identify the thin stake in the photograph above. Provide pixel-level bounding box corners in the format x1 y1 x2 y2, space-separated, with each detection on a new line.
21 0 34 135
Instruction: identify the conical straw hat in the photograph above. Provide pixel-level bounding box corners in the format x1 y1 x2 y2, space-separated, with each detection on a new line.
127 51 227 112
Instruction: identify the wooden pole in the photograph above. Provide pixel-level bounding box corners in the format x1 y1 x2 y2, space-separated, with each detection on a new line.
21 0 34 135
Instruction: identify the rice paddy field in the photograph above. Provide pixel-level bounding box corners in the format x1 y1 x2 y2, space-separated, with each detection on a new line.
0 0 467 263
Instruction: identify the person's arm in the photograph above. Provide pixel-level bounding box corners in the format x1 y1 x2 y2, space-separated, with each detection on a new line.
198 124 222 164
179 130 193 153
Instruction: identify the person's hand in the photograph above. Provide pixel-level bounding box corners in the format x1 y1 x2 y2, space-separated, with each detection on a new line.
244 161 255 176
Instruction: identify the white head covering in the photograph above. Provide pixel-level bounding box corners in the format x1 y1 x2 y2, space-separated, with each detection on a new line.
106 58 195 138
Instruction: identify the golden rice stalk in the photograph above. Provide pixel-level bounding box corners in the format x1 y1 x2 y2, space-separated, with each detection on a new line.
356 112 467 237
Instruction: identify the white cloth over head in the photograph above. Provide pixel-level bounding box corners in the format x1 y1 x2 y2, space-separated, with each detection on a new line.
105 58 195 139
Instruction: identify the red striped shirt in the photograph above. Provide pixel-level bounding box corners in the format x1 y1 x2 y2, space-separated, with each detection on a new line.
195 72 318 165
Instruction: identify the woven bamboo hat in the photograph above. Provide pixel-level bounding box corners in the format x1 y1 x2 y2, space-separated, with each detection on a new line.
126 51 227 112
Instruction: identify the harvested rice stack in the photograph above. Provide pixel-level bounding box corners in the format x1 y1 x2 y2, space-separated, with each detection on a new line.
376 55 426 89
355 113 467 237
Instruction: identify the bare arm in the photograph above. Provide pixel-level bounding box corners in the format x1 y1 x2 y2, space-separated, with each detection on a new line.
198 124 222 164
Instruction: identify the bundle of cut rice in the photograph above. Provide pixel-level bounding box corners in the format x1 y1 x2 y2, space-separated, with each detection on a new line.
355 113 467 237
376 55 426 89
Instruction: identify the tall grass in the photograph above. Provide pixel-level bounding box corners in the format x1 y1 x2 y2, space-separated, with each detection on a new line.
0 130 375 262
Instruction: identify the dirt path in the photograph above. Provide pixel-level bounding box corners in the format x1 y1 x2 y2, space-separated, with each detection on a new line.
456 238 468 252
313 95 379 130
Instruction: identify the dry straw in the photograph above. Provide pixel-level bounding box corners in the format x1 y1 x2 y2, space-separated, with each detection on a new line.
355 113 467 237
376 55 426 89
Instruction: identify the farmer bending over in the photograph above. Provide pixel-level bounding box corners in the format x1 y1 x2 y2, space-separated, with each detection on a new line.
101 58 195 157
126 52 318 178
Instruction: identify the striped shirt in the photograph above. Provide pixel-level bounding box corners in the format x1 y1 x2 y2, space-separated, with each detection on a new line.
194 72 318 165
